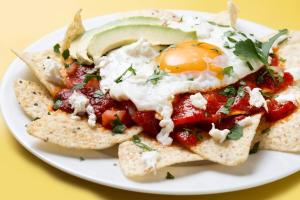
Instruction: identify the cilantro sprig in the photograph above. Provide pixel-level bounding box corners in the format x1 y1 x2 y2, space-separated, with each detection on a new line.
83 74 101 83
219 97 235 114
111 115 126 134
132 135 153 151
115 65 136 83
227 124 243 140
223 66 234 76
147 67 168 85
234 29 288 68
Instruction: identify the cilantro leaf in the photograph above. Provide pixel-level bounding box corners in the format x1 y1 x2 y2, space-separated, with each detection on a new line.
111 115 126 134
93 90 103 98
166 172 175 179
219 97 235 114
249 142 260 154
62 49 70 60
132 135 153 151
237 86 245 97
72 83 84 91
261 29 288 64
53 99 62 110
227 124 243 140
219 86 236 97
233 39 261 68
53 43 60 54
223 66 234 76
115 65 136 83
83 74 101 83
147 67 168 85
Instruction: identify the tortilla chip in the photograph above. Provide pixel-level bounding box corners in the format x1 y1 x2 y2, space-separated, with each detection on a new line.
278 31 300 84
190 114 262 166
210 0 238 28
259 86 300 152
13 50 63 96
27 111 142 149
14 79 53 119
118 135 203 177
62 9 85 51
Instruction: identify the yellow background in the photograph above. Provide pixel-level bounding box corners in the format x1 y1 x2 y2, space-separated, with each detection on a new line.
1 0 300 199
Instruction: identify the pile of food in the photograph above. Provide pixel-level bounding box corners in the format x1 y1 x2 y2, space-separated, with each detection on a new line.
14 1 300 178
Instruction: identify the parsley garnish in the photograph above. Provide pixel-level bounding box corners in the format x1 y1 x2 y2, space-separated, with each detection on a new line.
62 49 70 60
219 97 235 114
53 43 60 54
111 115 126 134
227 36 238 43
166 172 175 179
227 124 243 140
115 65 136 83
207 21 230 28
147 67 168 85
132 135 153 151
83 74 101 83
249 142 260 154
53 99 62 110
220 86 236 97
47 111 51 115
93 90 103 98
223 66 234 76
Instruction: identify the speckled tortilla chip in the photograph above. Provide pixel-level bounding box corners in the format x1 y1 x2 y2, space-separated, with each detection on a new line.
210 0 238 28
14 79 53 119
190 114 262 166
118 135 203 177
278 31 300 85
27 111 142 149
14 50 63 96
259 86 300 152
62 9 85 51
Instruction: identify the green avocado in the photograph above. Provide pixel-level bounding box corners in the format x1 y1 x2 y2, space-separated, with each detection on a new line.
70 16 162 64
87 25 197 60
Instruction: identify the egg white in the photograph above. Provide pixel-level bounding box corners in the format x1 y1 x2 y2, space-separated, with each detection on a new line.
97 14 263 145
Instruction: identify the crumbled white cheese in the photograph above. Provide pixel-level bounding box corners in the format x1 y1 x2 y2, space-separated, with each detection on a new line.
68 91 89 118
246 87 268 112
237 116 253 127
209 123 230 143
42 58 63 85
141 151 159 170
285 67 300 81
86 104 97 127
190 92 207 110
275 94 298 105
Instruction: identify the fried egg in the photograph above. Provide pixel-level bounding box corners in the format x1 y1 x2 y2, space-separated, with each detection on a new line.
97 15 262 145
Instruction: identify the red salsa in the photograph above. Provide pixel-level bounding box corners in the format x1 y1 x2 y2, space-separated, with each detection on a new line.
53 59 297 147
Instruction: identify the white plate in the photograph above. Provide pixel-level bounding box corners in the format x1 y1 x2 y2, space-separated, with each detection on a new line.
1 10 300 195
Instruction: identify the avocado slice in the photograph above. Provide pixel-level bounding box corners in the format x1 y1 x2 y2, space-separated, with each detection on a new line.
88 25 197 60
70 16 162 64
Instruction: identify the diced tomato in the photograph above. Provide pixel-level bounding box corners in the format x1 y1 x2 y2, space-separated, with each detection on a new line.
257 71 294 93
90 95 117 121
172 93 224 126
216 115 245 130
131 111 160 137
271 55 279 66
101 110 126 128
85 78 99 90
266 99 297 122
66 62 79 76
230 94 251 113
172 130 198 146
53 89 73 113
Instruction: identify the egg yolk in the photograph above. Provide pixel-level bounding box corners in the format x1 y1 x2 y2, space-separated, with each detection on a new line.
157 40 224 79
